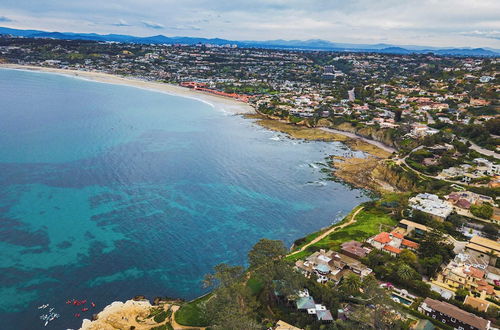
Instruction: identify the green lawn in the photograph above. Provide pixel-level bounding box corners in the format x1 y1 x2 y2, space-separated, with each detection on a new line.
290 206 360 252
315 207 397 250
287 200 398 256
174 294 211 327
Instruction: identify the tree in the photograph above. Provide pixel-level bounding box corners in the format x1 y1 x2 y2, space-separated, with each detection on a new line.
399 250 418 267
470 204 493 219
340 273 362 295
397 263 415 281
455 288 469 301
248 238 287 269
203 263 245 289
482 223 499 240
202 263 258 328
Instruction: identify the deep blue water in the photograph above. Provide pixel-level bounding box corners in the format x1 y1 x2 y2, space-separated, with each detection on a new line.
0 68 370 329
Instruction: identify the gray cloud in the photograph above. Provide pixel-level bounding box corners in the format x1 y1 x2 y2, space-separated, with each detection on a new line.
111 19 130 27
142 20 164 29
0 16 13 22
460 30 500 40
0 0 498 47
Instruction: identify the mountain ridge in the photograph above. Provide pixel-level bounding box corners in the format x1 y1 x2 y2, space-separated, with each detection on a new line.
0 27 498 56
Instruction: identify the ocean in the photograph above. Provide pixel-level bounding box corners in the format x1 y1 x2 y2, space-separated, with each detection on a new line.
0 68 370 329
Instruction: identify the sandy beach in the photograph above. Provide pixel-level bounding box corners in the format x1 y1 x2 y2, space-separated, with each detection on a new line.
0 63 255 115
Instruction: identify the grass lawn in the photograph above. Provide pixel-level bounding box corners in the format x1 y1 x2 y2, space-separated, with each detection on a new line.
174 294 211 327
289 199 399 255
290 206 360 252
317 207 397 250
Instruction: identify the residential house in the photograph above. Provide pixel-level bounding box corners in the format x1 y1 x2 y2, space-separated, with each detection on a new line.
295 250 372 284
367 231 420 257
465 236 500 266
294 289 333 323
340 241 371 259
409 193 453 221
464 296 490 313
419 298 490 330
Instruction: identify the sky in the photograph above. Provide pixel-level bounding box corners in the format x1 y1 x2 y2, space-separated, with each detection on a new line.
0 0 499 49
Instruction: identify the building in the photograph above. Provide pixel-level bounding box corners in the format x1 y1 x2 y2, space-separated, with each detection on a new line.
398 219 430 236
340 240 371 259
409 193 453 221
294 289 333 323
275 320 302 330
432 252 499 299
295 250 372 283
367 231 420 257
464 296 490 313
419 298 490 330
465 236 500 266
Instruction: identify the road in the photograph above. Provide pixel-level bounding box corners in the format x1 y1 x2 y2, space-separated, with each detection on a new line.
460 138 500 160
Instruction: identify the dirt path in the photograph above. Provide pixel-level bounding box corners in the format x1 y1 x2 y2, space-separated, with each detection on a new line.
288 206 364 256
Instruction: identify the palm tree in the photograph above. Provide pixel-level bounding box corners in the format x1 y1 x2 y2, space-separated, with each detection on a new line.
397 263 414 281
341 273 362 295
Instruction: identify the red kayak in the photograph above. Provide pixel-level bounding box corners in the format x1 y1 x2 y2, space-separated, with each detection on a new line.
82 308 89 312
91 302 96 308
74 313 80 318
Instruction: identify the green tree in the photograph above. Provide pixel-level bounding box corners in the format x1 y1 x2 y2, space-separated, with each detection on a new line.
470 204 493 219
397 263 415 281
248 238 287 269
340 273 362 295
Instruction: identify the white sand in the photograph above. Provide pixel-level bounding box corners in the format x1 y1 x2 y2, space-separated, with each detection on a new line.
0 64 255 115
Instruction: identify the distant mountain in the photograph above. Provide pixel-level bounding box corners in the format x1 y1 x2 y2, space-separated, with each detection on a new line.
1 27 498 57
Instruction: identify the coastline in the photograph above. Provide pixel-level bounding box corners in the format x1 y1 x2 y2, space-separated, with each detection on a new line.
0 63 255 115
2 64 395 328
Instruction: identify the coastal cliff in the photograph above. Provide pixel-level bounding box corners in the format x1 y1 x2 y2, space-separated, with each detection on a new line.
326 122 399 149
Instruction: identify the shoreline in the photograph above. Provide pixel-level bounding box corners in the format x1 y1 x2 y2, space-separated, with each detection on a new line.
0 63 255 115
2 63 393 328
1 63 396 156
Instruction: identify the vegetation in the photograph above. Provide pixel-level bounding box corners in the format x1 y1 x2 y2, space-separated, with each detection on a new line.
174 294 211 327
470 203 493 219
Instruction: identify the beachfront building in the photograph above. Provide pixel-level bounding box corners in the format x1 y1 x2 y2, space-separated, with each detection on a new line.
409 193 453 221
295 249 372 284
419 298 490 330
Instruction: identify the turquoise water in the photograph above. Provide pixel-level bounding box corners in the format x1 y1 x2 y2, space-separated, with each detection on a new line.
0 69 370 329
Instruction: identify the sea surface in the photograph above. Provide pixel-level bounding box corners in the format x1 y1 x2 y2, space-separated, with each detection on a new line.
0 68 370 329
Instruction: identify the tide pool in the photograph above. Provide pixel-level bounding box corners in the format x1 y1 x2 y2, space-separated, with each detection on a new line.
0 68 370 329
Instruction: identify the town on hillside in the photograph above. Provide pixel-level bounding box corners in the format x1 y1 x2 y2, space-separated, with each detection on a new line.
1 35 498 330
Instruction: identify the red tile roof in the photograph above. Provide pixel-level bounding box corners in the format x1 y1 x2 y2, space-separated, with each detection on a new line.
383 245 401 254
402 239 420 250
464 267 485 279
390 231 404 239
373 232 392 244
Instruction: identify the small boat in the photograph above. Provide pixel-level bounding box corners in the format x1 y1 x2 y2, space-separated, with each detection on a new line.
38 304 49 309
91 302 96 308
66 300 72 304
74 313 80 318
81 308 89 312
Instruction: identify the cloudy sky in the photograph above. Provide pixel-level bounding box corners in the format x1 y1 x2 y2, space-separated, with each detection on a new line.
0 0 499 48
